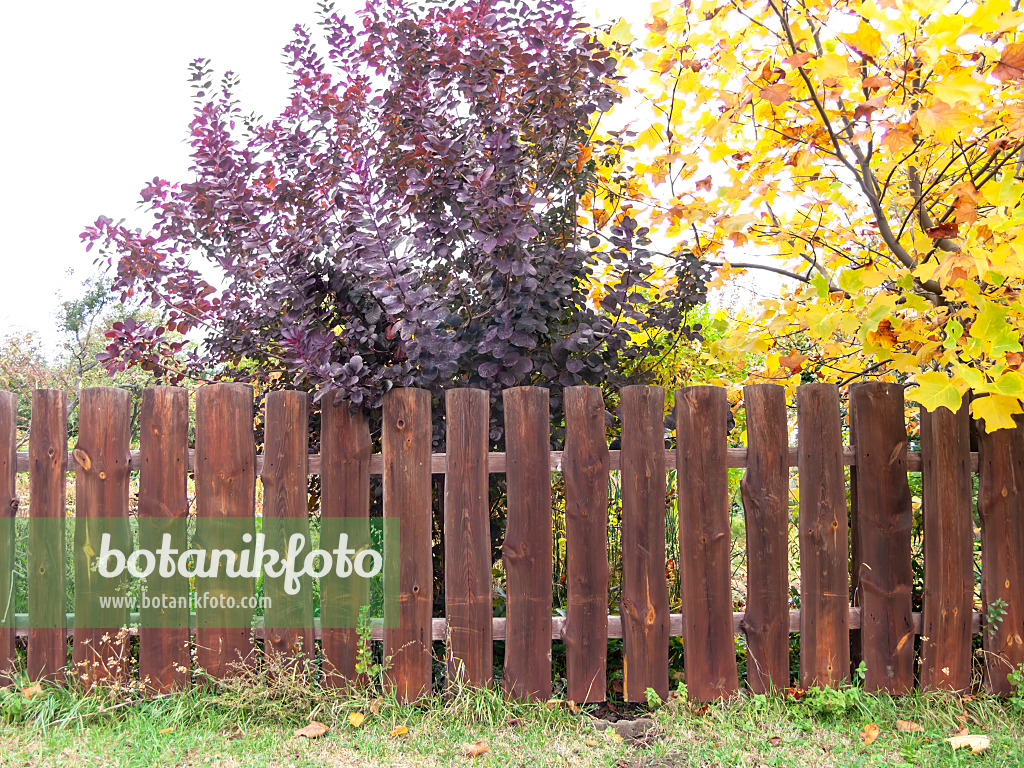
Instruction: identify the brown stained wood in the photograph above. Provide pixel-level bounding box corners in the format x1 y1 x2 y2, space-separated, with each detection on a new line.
620 386 669 702
676 385 738 702
444 388 492 690
194 383 256 678
919 398 973 691
138 387 190 692
28 389 68 683
796 383 850 688
850 381 914 694
502 387 552 702
320 398 371 687
261 391 314 663
739 384 790 693
976 418 1024 694
383 388 433 702
562 386 609 703
73 387 133 685
0 392 15 682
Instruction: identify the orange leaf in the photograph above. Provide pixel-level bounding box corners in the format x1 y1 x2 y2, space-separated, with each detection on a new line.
784 52 814 69
391 725 409 738
993 43 1024 82
760 83 793 106
462 740 490 758
896 719 923 733
779 350 809 373
860 723 881 745
157 727 175 735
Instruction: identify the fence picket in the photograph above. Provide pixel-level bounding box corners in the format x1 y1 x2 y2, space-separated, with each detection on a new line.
797 382 849 688
444 388 492 690
620 385 669 702
502 386 552 701
677 385 739 702
977 416 1024 694
261 390 314 663
919 398 973 691
138 386 190 691
740 383 790 693
562 386 609 703
0 392 15 682
320 397 371 687
73 387 132 684
383 387 433 702
194 383 256 678
850 381 914 694
28 388 68 683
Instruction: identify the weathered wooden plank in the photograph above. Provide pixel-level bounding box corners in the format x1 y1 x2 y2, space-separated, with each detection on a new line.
73 387 133 685
976 416 1024 695
194 383 257 678
320 397 371 687
261 390 314 663
677 385 738 702
443 388 492 691
562 386 609 704
502 386 552 702
919 398 973 691
0 392 16 682
383 388 433 702
740 383 790 693
138 386 191 692
620 385 669 702
28 389 68 683
797 382 850 688
850 381 914 694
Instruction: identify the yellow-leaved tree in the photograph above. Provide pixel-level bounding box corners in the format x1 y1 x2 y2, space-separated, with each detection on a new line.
588 0 1024 428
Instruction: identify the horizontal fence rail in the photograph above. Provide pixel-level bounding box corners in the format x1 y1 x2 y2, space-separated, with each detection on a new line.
1 382 1022 703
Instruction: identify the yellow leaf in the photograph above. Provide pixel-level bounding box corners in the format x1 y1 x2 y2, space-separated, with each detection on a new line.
157 727 175 735
841 21 882 59
348 712 365 728
390 725 409 738
946 734 990 754
909 371 966 413
609 18 634 45
972 394 1023 431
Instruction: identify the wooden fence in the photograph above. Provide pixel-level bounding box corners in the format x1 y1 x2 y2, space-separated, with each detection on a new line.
1 381 1023 703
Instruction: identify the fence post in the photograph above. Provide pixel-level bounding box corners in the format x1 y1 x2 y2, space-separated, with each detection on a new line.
28 388 68 683
194 383 257 678
676 385 738 702
261 390 314 663
562 386 609 703
977 414 1024 694
0 392 15 683
444 387 492 690
502 386 552 701
919 397 973 691
73 387 133 685
740 383 790 693
383 387 433 702
320 395 371 687
138 386 190 692
849 381 914 694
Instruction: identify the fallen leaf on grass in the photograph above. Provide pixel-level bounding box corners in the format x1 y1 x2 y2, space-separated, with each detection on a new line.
545 698 564 709
584 739 597 747
391 725 409 738
22 683 43 699
294 721 329 739
768 736 783 746
157 727 175 735
348 712 365 728
896 720 923 733
462 740 489 758
947 734 990 754
860 723 881 745
369 697 383 716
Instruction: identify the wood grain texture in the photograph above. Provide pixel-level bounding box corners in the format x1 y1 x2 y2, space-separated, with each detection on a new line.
620 385 669 702
320 397 371 687
444 388 492 690
796 382 850 688
73 387 133 684
562 386 609 703
739 384 790 692
138 387 191 692
28 389 68 683
0 392 16 682
919 398 973 691
976 417 1024 695
676 385 739 702
502 386 552 702
383 388 433 702
261 390 314 663
850 381 914 694
194 383 256 678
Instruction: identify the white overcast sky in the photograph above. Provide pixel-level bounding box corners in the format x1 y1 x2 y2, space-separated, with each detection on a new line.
0 0 647 355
